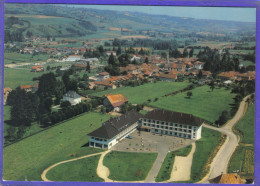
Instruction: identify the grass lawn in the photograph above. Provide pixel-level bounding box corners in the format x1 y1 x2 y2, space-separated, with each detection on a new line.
103 151 157 181
4 68 44 89
91 82 190 104
150 86 236 123
235 103 255 144
190 127 222 182
3 112 111 181
139 110 148 115
46 155 103 182
4 52 49 64
156 145 192 182
228 146 254 178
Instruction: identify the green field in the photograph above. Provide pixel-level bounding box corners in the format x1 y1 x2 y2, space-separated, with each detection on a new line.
4 52 49 64
150 86 236 123
91 82 190 104
3 112 111 181
4 68 44 89
190 127 222 182
228 146 254 177
235 104 255 144
156 145 192 182
103 151 157 181
46 155 103 182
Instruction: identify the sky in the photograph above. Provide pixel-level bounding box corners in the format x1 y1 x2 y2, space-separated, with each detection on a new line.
66 5 256 22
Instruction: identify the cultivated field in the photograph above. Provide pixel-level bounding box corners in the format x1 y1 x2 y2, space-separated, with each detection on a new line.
91 82 190 104
150 86 236 123
3 112 111 181
103 151 158 181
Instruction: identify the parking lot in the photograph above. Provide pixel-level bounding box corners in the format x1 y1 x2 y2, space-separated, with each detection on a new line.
111 130 194 153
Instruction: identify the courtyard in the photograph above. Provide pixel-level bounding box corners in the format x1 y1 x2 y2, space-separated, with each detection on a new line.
111 130 194 153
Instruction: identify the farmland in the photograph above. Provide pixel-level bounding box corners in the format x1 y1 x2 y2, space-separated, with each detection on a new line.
3 112 111 181
46 155 103 182
91 82 190 104
4 52 49 64
103 151 157 181
150 86 236 123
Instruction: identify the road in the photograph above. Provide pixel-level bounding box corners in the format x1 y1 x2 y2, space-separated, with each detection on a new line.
200 95 250 183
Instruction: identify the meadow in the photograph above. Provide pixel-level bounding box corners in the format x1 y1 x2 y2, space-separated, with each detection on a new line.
46 155 103 182
103 151 158 181
190 127 222 182
4 52 49 64
91 82 190 104
3 112 111 181
150 86 236 123
4 68 44 89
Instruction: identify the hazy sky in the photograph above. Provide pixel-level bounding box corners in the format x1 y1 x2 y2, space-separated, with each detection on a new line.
67 5 256 22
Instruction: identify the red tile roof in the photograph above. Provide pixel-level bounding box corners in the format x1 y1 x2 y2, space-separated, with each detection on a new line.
105 94 128 108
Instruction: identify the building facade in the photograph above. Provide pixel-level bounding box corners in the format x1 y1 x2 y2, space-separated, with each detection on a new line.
139 109 203 140
63 91 82 105
88 110 142 149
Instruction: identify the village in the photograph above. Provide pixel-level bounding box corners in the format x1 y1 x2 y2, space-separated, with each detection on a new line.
2 3 256 185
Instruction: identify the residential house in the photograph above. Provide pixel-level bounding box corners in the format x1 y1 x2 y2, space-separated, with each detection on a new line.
88 110 142 149
96 72 110 82
66 55 82 62
20 85 32 92
209 173 245 184
194 61 205 70
103 94 128 112
94 81 116 90
31 65 44 72
63 91 82 105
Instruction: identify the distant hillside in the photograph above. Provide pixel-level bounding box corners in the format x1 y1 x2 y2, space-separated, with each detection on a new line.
5 3 256 40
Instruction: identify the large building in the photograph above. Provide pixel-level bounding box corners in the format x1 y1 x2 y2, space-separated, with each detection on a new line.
139 109 204 140
88 109 204 149
103 94 128 112
62 91 82 105
88 110 142 149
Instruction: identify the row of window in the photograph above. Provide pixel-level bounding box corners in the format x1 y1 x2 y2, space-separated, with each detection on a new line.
142 119 194 129
91 137 107 142
154 129 191 138
143 123 192 133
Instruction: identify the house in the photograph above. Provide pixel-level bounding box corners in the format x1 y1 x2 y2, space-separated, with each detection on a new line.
31 65 44 72
103 94 128 112
88 110 142 149
96 72 110 82
32 83 39 93
62 91 81 105
20 85 32 92
105 51 116 56
194 61 204 70
4 87 12 105
209 173 245 184
217 71 239 81
94 81 116 90
139 109 204 140
159 71 178 82
65 55 82 62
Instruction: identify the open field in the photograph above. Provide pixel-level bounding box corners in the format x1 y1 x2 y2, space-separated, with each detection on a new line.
155 145 192 182
46 155 103 182
235 104 255 144
190 127 222 182
4 52 49 64
228 146 254 177
103 151 157 181
3 112 111 181
91 82 190 104
4 68 44 89
150 86 236 123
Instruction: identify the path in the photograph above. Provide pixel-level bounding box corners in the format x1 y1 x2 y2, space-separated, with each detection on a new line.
41 152 103 181
96 150 112 182
168 142 196 182
198 95 251 183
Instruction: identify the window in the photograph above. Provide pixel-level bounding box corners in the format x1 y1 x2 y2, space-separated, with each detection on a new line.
161 122 165 124
189 126 192 129
179 129 182 132
144 119 146 122
170 123 173 126
184 129 187 132
165 122 168 125
157 121 159 124
169 127 172 130
148 124 150 126
175 132 177 135
144 123 147 126
161 126 164 129
155 129 158 132
175 128 177 130
165 127 168 129
148 120 151 122
156 125 159 128
153 120 155 123
180 125 182 127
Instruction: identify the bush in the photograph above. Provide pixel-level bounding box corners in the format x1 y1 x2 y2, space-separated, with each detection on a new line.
60 101 71 108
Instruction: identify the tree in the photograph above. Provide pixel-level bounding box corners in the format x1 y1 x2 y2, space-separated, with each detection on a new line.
37 72 57 97
216 110 230 126
116 46 121 56
46 65 51 71
183 48 188 58
187 91 193 99
60 101 71 108
198 70 203 79
209 80 215 92
83 73 89 83
108 53 115 65
86 62 91 72
145 57 149 64
189 48 194 58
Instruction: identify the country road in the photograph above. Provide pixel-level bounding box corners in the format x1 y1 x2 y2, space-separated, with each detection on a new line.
200 95 251 183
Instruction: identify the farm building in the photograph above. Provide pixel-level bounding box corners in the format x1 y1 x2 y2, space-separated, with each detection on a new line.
62 91 81 105
103 94 128 112
88 110 142 149
65 55 82 62
88 109 204 149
